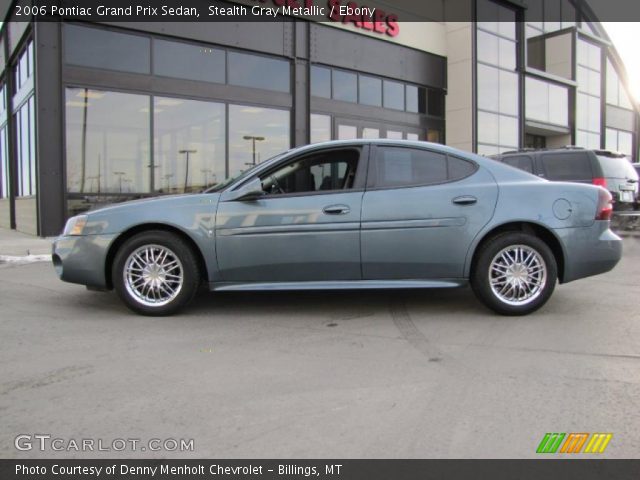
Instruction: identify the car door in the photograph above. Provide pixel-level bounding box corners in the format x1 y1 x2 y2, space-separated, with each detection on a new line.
215 146 367 282
361 145 498 279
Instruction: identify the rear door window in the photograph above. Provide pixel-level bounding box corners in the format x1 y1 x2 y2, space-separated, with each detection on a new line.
502 155 534 173
540 153 593 181
371 147 476 188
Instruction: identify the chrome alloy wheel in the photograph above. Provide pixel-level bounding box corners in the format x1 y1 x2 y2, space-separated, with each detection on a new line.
488 244 547 307
123 244 184 307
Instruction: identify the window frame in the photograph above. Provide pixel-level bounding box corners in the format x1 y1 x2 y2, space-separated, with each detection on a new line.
366 145 479 191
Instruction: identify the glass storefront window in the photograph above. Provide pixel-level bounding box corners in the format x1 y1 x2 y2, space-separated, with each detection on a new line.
406 85 425 113
359 75 382 107
525 77 569 126
606 128 633 157
332 70 357 103
154 97 225 193
383 80 404 110
606 59 634 110
576 38 601 149
477 2 519 154
478 111 518 149
65 88 151 197
577 66 601 97
337 125 357 140
228 105 290 178
310 114 331 143
153 39 225 84
362 128 380 139
15 96 36 197
228 51 290 93
64 24 150 74
0 127 8 198
311 66 331 98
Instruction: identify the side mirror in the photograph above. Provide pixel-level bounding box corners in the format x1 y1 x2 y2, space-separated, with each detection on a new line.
221 177 265 202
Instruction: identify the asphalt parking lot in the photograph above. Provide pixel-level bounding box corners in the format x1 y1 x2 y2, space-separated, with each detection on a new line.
1 237 639 459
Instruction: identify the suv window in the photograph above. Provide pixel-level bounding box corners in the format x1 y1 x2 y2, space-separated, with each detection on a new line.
373 147 476 188
596 155 635 179
502 155 533 173
541 152 593 181
261 149 359 195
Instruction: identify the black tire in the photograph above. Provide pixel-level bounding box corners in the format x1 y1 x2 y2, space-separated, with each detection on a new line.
471 232 557 316
112 230 201 316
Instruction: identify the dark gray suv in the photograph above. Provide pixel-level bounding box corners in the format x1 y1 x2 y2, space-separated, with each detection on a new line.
491 148 639 211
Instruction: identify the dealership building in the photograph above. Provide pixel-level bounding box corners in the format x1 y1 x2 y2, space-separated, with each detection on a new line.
0 0 638 236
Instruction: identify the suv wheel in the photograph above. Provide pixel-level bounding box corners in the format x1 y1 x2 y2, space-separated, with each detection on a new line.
471 232 557 315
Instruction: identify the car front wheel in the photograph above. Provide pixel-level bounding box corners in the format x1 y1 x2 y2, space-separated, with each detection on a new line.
112 231 200 316
471 232 557 315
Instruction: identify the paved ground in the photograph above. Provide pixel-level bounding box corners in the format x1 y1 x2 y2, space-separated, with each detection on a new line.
0 236 639 459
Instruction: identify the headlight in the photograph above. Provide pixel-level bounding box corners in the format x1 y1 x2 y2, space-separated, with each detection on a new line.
63 215 88 236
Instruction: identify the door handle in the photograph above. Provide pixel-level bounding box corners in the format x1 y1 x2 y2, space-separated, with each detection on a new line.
323 204 350 215
452 195 477 206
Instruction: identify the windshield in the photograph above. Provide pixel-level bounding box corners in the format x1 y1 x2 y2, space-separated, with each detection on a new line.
203 152 288 193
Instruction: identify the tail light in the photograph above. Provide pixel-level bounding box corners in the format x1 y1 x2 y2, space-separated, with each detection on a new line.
592 177 607 188
595 188 613 221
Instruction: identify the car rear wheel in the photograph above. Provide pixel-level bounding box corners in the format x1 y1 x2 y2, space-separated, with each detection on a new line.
112 231 200 316
471 232 557 315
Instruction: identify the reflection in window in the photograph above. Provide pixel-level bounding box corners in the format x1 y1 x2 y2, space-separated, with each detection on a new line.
228 105 290 178
65 89 150 200
359 75 382 107
311 66 331 98
228 51 290 93
16 96 36 196
64 24 150 74
153 39 225 84
332 70 357 103
154 97 225 193
310 114 331 143
383 80 405 110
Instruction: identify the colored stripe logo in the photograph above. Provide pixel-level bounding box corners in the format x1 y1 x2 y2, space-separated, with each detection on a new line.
537 433 612 454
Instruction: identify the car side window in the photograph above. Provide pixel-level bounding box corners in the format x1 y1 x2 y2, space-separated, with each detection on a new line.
260 148 359 195
372 147 476 189
541 153 593 181
503 155 534 173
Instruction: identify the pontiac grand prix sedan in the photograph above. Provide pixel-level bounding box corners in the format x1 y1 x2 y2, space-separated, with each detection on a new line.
52 140 622 316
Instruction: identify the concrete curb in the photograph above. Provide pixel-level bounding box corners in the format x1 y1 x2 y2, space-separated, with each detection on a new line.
0 254 52 264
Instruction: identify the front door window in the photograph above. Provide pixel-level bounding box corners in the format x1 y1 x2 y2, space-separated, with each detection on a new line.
261 149 359 195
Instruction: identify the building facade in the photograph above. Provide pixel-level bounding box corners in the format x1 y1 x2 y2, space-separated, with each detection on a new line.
0 0 637 236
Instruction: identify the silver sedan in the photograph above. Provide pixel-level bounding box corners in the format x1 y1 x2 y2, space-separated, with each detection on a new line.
52 140 622 316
